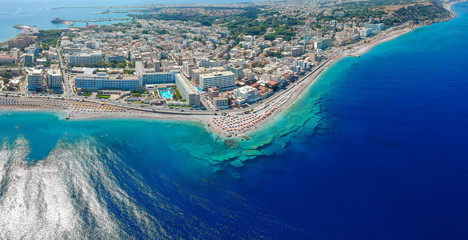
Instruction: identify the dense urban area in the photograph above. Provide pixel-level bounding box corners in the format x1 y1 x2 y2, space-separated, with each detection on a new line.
0 0 451 136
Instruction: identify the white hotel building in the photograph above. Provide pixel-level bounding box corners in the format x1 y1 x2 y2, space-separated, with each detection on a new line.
47 70 62 89
175 73 201 107
233 85 260 103
67 52 103 66
75 73 141 91
135 60 179 85
27 69 43 91
199 71 236 91
141 70 179 85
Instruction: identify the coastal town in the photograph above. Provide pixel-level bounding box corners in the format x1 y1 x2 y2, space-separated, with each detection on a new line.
0 0 451 137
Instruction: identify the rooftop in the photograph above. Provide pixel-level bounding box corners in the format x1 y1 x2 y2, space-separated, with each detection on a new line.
175 73 199 95
76 74 140 80
200 71 235 78
236 85 257 94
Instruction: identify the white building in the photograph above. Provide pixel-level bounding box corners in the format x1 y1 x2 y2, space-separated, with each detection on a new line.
36 58 47 65
154 60 161 72
9 48 21 60
244 35 255 42
27 69 43 91
233 85 260 102
182 62 197 77
48 52 57 60
24 53 34 65
199 71 236 91
63 46 81 54
239 41 253 49
74 73 141 91
67 52 103 66
85 41 100 50
26 45 39 56
291 45 305 57
225 64 244 79
0 55 16 64
199 58 223 68
364 23 385 33
47 70 62 89
360 28 373 38
175 73 201 107
192 67 224 84
141 70 179 85
314 38 332 49
135 60 179 85
213 97 229 109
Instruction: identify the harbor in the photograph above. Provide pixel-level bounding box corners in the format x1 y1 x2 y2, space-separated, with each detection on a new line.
51 17 133 26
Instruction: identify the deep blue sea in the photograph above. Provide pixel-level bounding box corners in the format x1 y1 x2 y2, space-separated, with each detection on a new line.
1 2 468 240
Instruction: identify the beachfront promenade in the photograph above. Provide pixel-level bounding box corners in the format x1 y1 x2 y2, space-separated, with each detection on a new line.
209 57 334 136
203 23 418 137
0 97 69 109
0 53 338 137
0 21 418 138
212 106 278 134
0 97 125 113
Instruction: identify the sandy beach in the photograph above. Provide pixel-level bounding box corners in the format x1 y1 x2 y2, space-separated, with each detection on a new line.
205 24 419 138
0 25 436 139
0 23 437 139
445 0 462 10
0 25 29 46
0 34 21 47
0 4 457 139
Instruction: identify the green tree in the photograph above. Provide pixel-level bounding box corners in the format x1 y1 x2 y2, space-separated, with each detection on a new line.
2 71 13 79
117 61 126 68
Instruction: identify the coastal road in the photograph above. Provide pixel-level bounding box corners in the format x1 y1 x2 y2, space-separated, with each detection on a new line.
211 57 335 116
7 45 338 118
6 50 337 120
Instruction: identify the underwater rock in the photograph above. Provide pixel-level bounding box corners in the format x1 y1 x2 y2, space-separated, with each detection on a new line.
242 149 263 156
224 139 239 149
230 159 244 168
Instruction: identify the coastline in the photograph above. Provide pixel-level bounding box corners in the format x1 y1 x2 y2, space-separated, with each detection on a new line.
445 0 464 11
0 24 417 140
206 24 419 138
0 25 438 139
237 1 462 139
0 30 24 46
0 22 37 46
0 3 459 140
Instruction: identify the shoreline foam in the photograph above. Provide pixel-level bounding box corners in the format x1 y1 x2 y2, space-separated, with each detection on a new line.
0 4 459 140
0 25 438 140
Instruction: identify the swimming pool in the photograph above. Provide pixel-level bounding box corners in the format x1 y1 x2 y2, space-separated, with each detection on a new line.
157 88 174 99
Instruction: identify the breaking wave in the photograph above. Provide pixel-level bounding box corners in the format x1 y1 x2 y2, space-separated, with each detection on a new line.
0 136 289 239
0 137 154 238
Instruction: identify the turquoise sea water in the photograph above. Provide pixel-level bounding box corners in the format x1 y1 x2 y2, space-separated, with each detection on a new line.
0 0 132 42
0 0 255 43
1 2 468 239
